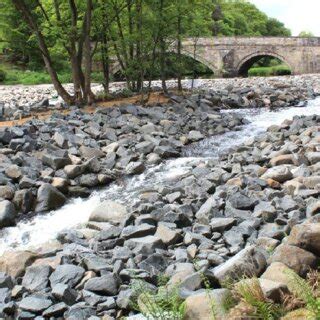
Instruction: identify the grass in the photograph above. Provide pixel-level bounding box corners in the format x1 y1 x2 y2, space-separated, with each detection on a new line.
248 65 291 77
0 63 104 85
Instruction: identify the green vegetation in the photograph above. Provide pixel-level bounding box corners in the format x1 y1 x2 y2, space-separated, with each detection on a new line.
232 278 284 319
248 65 292 77
0 0 292 102
125 269 320 320
299 30 315 37
285 270 320 318
0 68 6 82
130 279 186 320
0 64 104 85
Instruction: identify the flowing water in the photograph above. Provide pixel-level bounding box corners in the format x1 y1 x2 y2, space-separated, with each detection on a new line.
1 97 320 254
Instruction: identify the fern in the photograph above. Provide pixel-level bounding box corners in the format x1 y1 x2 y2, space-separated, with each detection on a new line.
234 278 283 320
286 269 320 318
130 278 186 320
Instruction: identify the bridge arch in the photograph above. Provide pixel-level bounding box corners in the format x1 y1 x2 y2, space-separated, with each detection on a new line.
236 51 293 77
110 50 218 77
179 49 218 75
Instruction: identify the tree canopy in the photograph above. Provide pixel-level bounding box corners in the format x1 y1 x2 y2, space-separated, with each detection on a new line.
0 0 292 103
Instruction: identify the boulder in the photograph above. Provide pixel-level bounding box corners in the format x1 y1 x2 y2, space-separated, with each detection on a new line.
155 224 182 245
89 201 127 225
210 218 236 232
49 264 85 288
0 186 15 200
13 189 34 214
0 272 14 289
195 197 220 224
22 265 52 291
212 246 267 284
259 278 288 302
19 296 52 314
125 236 164 255
188 131 204 142
287 223 320 256
53 132 68 148
42 302 68 318
64 164 85 179
271 244 318 277
228 193 257 210
84 273 119 296
0 200 16 228
5 165 22 180
35 183 66 212
52 283 77 305
305 152 320 164
80 146 104 159
121 224 156 240
0 250 37 278
125 162 146 175
261 262 296 291
184 289 231 320
261 166 293 183
270 154 296 166
42 152 71 170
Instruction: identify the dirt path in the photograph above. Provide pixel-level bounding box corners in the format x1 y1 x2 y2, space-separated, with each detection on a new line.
0 92 169 128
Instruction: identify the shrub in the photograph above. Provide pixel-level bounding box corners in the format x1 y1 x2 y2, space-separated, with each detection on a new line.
0 69 6 82
248 65 291 77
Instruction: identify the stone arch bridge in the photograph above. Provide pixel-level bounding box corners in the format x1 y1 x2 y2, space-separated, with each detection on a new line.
111 36 320 77
178 37 320 77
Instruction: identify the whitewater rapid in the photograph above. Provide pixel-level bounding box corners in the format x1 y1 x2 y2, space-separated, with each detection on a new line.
1 97 320 253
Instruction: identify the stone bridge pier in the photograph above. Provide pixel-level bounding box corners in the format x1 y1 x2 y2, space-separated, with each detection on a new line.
178 37 320 77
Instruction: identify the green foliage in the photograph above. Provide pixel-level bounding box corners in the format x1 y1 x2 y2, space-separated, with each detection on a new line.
299 31 315 37
286 270 320 318
0 69 6 82
218 0 291 36
130 279 186 320
249 65 291 77
0 0 292 87
234 278 283 320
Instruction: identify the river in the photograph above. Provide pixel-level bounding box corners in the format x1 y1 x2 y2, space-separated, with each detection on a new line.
1 97 320 254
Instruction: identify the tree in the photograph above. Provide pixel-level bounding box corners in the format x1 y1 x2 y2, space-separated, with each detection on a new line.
0 0 42 68
1 0 293 102
10 0 96 105
299 31 314 38
212 0 223 36
266 18 291 37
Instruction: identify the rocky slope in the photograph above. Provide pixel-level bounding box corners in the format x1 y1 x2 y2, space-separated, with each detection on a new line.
0 94 246 232
1 74 320 119
0 89 319 318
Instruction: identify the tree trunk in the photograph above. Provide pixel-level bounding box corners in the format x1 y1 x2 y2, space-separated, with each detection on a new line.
136 0 143 92
177 7 183 92
12 0 74 105
159 0 167 94
101 34 110 93
83 0 95 104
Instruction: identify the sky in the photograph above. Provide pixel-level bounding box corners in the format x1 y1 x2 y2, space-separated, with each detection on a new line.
249 0 319 36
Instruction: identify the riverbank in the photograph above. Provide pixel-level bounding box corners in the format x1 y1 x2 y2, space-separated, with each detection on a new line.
0 81 320 318
1 74 320 120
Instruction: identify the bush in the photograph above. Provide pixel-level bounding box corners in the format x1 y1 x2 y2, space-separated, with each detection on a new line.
0 69 7 82
248 65 291 77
